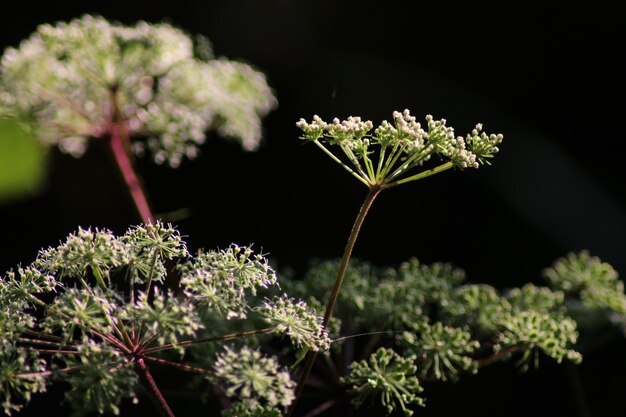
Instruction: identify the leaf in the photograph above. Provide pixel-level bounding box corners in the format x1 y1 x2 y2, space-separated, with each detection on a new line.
0 118 47 203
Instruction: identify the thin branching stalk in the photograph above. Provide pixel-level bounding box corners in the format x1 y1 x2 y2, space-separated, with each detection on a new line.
143 327 276 354
301 399 336 417
143 355 215 376
290 185 381 416
477 345 523 368
383 161 454 189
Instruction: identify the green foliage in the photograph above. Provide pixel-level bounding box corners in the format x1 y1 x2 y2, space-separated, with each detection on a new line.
0 117 46 203
0 15 277 167
343 347 425 416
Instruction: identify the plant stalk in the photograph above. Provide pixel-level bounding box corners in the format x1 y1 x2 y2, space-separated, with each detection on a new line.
288 186 381 417
108 91 155 224
134 357 176 417
108 91 182 292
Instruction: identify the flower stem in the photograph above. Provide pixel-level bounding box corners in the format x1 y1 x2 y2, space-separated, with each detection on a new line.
289 185 381 417
143 355 215 376
322 186 381 326
142 327 275 354
477 345 523 368
383 161 454 189
108 90 154 224
134 357 176 417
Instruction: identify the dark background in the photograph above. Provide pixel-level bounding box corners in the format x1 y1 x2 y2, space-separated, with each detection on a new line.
1 1 625 416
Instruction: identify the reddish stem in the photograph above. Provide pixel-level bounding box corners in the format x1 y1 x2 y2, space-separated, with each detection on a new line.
134 357 176 417
143 355 215 376
109 123 154 224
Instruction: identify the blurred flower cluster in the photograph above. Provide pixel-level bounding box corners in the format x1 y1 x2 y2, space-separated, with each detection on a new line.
0 15 277 167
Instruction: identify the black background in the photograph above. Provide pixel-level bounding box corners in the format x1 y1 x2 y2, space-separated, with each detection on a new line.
1 1 626 416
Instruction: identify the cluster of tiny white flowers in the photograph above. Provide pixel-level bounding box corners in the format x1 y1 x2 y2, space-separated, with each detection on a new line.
256 295 331 352
215 346 295 410
297 111 503 173
327 116 374 139
424 115 478 168
42 287 117 335
295 115 328 140
466 123 503 165
391 109 427 150
35 227 131 279
0 15 277 167
124 288 203 347
178 245 278 319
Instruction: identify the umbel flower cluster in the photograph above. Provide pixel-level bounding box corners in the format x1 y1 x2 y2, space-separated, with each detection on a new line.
2 224 625 416
286 256 604 416
0 223 329 416
0 15 277 167
297 110 503 188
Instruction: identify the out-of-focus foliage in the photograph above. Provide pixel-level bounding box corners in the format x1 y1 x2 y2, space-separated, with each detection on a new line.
0 118 46 202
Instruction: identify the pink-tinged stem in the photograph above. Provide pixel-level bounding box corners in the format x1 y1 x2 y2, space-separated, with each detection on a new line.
143 355 215 376
109 123 154 224
108 90 154 224
134 357 176 417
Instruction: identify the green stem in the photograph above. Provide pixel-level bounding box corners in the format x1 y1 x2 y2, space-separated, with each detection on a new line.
145 250 159 297
312 140 369 186
386 145 433 181
383 161 454 189
363 154 376 183
340 144 369 181
380 144 403 179
91 265 108 292
375 146 387 182
322 186 381 326
289 185 382 417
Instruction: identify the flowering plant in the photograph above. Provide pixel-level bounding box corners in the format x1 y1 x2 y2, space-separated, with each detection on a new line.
2 15 625 417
